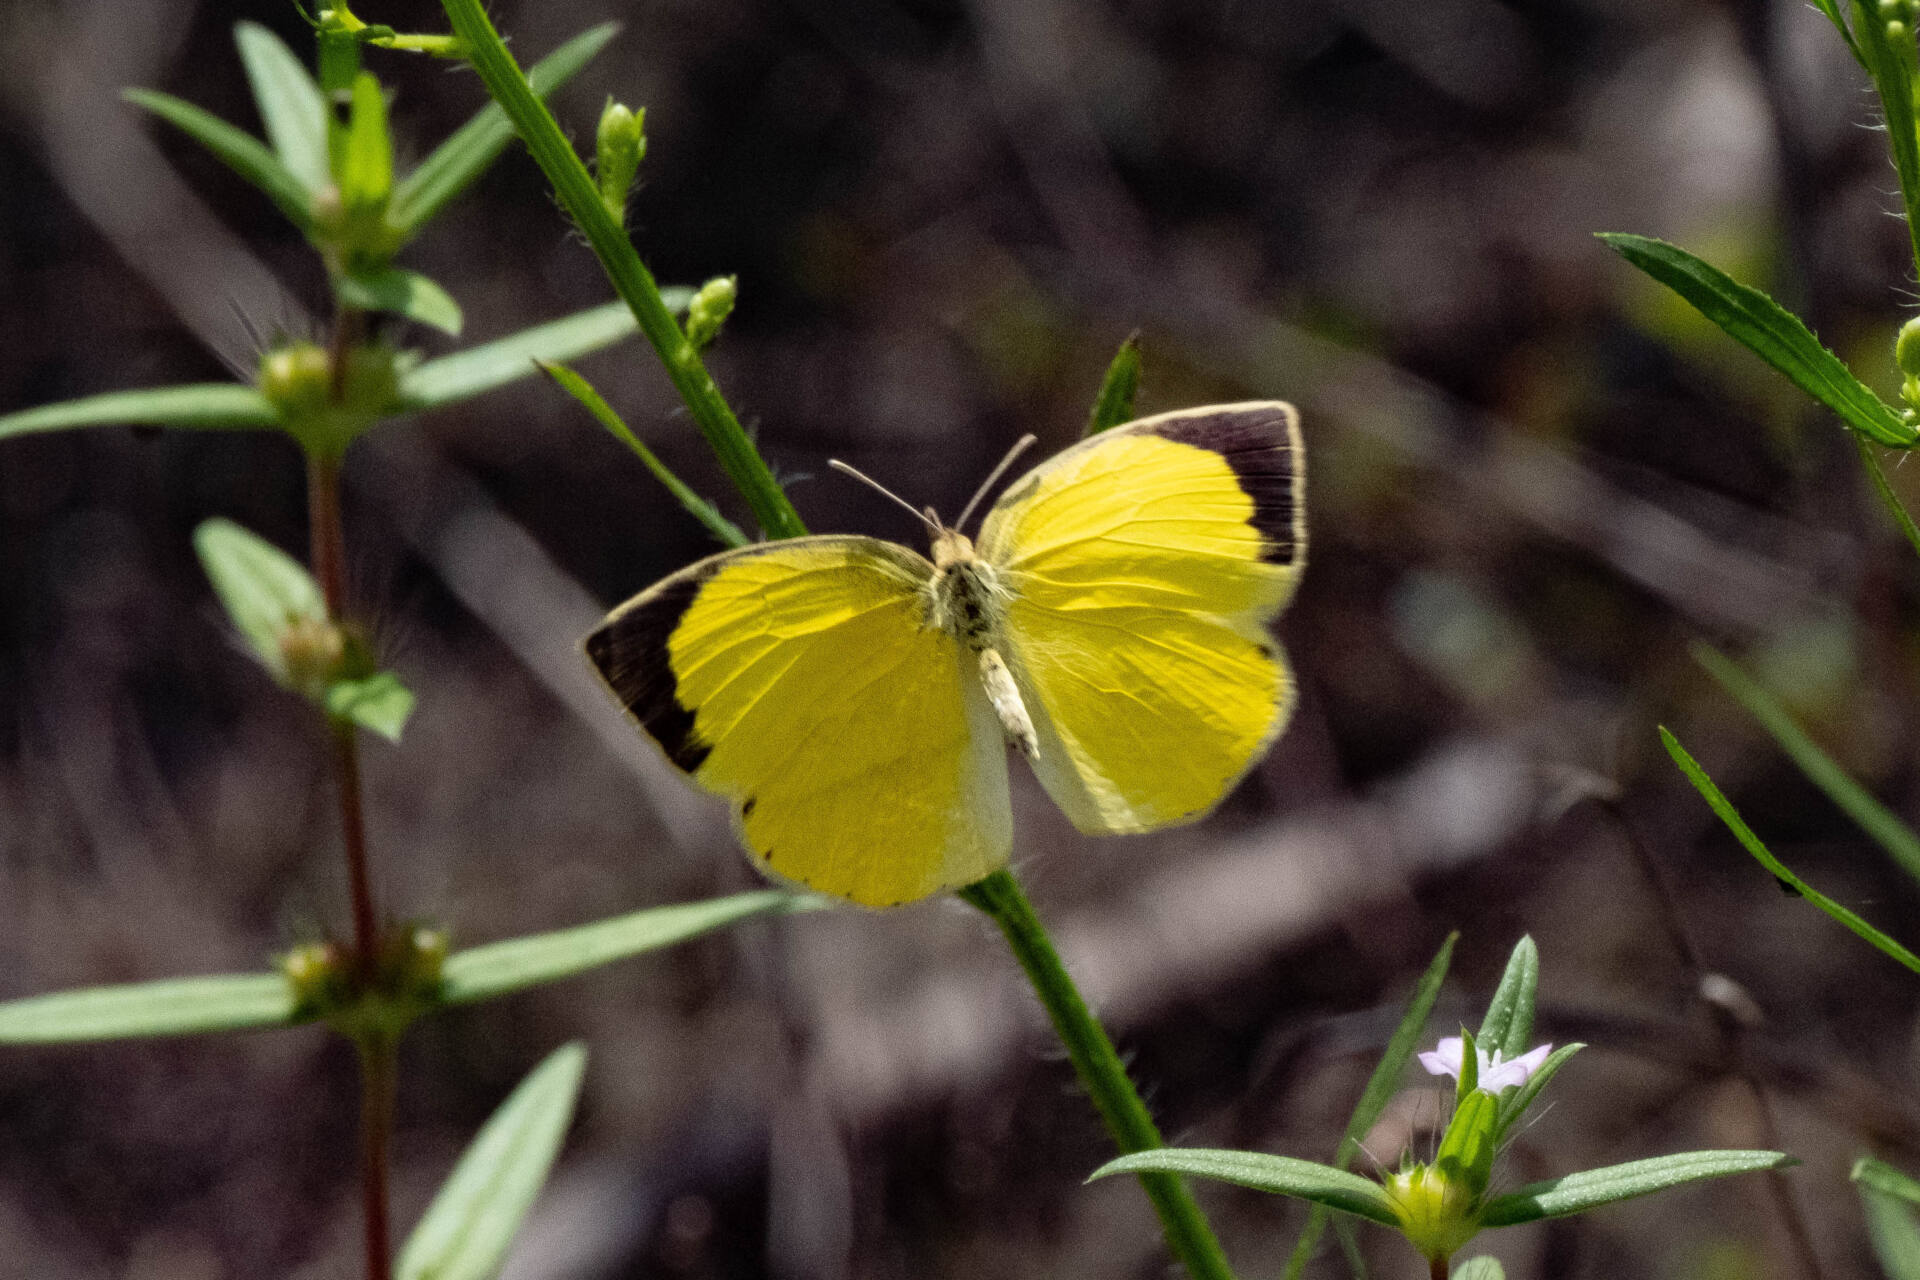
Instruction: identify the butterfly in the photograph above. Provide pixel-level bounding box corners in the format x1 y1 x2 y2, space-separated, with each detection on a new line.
584 402 1305 907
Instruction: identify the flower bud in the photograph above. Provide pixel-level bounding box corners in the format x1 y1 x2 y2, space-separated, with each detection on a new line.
597 99 647 222
258 340 400 459
686 275 738 350
279 615 350 698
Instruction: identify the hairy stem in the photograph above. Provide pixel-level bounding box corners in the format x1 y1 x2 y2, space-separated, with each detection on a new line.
437 0 806 541
958 869 1237 1280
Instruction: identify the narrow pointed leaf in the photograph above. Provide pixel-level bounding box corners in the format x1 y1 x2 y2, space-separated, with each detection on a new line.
390 22 620 236
1496 1043 1583 1133
1285 933 1456 1280
1479 1150 1793 1226
1856 435 1920 560
195 518 326 681
1085 333 1142 436
397 1042 587 1280
338 72 393 209
1089 1150 1399 1227
124 88 314 232
235 20 329 191
1863 1184 1920 1280
1453 1259 1505 1280
541 361 747 547
1598 233 1915 446
1663 728 1920 974
1858 1158 1920 1207
1477 935 1537 1061
440 891 824 1005
396 295 688 409
1809 0 1864 65
0 384 278 440
336 266 464 335
326 671 415 741
0 974 300 1043
1694 643 1920 885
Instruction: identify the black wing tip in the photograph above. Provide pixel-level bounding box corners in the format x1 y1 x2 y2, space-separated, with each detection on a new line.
586 571 715 774
1145 403 1303 566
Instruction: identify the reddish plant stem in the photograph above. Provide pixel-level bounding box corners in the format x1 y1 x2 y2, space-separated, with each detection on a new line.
307 452 348 625
313 309 392 1280
1430 1258 1447 1280
357 1032 398 1280
332 721 380 976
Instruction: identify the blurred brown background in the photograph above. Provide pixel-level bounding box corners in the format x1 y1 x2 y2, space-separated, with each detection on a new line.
2 0 1918 1276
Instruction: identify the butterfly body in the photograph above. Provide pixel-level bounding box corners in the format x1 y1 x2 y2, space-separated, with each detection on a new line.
587 402 1305 907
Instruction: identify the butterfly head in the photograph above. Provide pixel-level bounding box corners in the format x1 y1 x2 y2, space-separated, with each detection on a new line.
931 526 977 570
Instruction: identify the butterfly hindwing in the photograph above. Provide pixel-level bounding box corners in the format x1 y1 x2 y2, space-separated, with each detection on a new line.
586 537 1011 906
977 401 1304 833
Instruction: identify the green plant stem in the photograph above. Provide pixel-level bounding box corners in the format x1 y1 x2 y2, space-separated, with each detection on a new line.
437 0 805 540
357 1031 398 1280
957 869 1237 1280
1855 435 1920 561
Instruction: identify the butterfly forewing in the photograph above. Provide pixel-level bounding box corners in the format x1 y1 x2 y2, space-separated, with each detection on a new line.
586 536 1012 906
977 402 1305 833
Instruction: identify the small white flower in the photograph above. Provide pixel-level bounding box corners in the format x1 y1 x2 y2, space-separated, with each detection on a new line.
1418 1036 1551 1091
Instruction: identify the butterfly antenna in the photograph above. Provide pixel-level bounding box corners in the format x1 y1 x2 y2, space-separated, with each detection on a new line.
955 434 1038 535
827 459 943 536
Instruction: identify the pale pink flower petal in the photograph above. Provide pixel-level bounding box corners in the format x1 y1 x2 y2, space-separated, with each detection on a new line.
1417 1036 1467 1079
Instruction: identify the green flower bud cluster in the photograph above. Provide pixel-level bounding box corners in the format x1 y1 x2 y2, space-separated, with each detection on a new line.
258 340 401 458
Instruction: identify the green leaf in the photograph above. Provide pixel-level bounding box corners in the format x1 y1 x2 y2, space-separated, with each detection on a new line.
1808 0 1864 66
124 88 314 233
336 266 464 335
337 71 393 210
1477 935 1538 1062
397 295 687 409
397 1042 587 1280
1085 333 1142 437
541 361 748 548
1598 233 1916 447
1662 727 1920 975
1856 436 1920 561
234 20 329 191
389 22 620 237
1863 1185 1920 1280
440 891 824 1006
1496 1043 1583 1133
194 518 326 682
1088 1150 1399 1227
0 384 278 441
1693 643 1920 885
326 671 415 741
1861 1159 1920 1278
1479 1150 1794 1227
1453 1259 1505 1280
0 973 300 1043
1858 1158 1920 1207
1285 933 1456 1280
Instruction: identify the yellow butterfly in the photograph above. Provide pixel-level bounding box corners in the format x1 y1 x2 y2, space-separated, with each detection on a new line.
585 402 1305 907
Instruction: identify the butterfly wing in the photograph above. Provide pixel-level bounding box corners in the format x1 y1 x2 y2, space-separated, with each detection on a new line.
586 536 1011 907
976 402 1304 833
